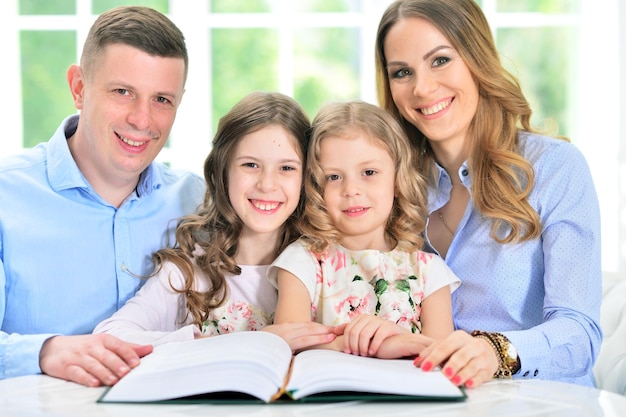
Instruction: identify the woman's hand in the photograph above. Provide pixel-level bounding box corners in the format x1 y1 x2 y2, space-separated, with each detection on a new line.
333 315 409 357
415 330 499 388
262 322 336 352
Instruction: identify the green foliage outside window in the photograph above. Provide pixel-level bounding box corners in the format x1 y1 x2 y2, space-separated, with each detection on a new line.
496 0 579 13
497 27 576 138
19 0 75 14
17 0 579 148
211 29 280 130
211 0 271 13
92 0 168 14
293 27 360 119
20 31 75 148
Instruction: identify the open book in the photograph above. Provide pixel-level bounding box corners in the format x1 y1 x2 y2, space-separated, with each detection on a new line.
98 331 466 404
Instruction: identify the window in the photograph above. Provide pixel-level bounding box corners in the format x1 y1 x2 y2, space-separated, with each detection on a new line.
1 0 622 277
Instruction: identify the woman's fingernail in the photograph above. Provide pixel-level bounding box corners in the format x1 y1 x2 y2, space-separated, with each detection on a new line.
452 375 462 385
413 355 422 366
444 367 453 377
421 361 433 372
465 379 474 388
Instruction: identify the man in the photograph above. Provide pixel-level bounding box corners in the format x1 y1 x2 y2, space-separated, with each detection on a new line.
0 6 204 386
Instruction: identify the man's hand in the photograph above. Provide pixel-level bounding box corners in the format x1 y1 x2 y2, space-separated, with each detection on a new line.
39 334 153 387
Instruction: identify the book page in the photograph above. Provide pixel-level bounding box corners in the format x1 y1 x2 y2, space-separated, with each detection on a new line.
287 350 464 400
100 331 293 403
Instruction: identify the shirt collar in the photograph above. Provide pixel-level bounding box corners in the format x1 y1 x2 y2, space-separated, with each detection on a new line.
47 114 161 198
135 164 159 197
429 160 472 212
47 115 89 192
433 160 472 187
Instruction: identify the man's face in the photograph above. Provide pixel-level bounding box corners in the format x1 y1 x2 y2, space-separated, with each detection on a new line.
70 43 186 186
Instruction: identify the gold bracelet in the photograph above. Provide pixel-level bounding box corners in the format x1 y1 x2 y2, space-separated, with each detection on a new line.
471 330 520 379
471 331 503 377
489 332 521 378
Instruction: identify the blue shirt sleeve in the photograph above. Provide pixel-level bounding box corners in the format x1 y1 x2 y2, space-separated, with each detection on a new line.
0 116 206 380
506 139 602 383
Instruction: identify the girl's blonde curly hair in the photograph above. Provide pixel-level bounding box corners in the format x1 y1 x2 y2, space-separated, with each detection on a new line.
302 101 428 254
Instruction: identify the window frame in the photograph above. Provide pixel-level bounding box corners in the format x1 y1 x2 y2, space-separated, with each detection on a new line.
1 0 622 277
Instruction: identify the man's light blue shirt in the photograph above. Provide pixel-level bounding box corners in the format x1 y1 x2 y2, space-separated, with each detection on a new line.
0 115 205 378
426 132 603 386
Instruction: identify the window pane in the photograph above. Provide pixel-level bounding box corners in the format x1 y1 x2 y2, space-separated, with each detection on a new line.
497 0 580 13
19 0 75 15
294 27 360 118
20 30 76 148
211 0 271 13
290 0 356 13
92 0 169 14
497 26 577 139
210 0 359 13
211 28 279 130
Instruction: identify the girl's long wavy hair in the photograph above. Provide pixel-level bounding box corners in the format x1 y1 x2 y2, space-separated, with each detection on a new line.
152 91 310 328
303 101 428 254
375 0 553 243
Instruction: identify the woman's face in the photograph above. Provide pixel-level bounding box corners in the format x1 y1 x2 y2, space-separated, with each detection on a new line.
384 17 479 151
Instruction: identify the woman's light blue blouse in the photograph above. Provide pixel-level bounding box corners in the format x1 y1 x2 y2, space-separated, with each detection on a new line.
426 132 602 386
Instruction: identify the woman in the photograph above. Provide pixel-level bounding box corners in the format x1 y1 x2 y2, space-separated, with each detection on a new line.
374 0 602 388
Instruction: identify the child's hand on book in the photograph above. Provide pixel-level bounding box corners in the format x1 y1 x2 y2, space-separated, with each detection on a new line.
334 315 410 357
262 322 336 352
374 333 433 359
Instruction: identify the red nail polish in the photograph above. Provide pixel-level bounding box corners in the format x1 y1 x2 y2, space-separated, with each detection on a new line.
421 361 433 372
444 367 453 377
452 375 462 385
466 379 474 388
413 355 423 366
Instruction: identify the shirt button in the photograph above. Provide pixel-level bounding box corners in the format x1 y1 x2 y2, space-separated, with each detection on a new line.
461 169 469 176
534 369 539 377
523 371 530 377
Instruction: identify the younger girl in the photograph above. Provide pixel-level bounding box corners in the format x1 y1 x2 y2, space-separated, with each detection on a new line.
270 101 460 357
95 92 335 350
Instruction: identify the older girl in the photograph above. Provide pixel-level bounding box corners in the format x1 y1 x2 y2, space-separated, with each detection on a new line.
95 91 335 350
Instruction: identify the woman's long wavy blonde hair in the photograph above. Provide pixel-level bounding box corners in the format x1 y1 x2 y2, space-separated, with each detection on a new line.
375 0 552 243
152 91 310 328
302 101 428 254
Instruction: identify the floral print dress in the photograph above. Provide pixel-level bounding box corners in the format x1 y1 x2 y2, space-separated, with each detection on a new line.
269 240 460 333
200 265 276 336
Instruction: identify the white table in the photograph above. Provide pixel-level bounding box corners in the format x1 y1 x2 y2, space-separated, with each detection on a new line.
1 375 625 417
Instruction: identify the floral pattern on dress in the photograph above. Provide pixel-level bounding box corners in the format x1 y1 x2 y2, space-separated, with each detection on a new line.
309 245 437 333
200 301 272 336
